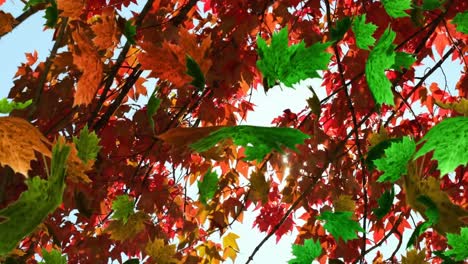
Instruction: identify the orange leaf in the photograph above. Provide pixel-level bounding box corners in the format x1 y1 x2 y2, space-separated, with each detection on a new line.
0 117 51 176
91 8 119 55
57 0 85 20
0 11 15 36
71 26 104 106
157 126 222 146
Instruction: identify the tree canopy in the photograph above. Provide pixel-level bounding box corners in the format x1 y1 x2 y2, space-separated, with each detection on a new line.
0 0 467 263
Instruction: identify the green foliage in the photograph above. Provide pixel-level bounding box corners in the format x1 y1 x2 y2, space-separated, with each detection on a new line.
111 195 135 224
422 0 445 10
40 249 67 264
331 17 351 41
351 14 377 50
0 143 70 256
0 98 32 114
406 196 439 249
44 1 58 28
256 28 332 87
73 125 101 164
392 52 416 71
414 117 468 176
373 187 394 219
452 11 468 34
288 238 322 264
444 227 468 261
366 138 402 170
375 137 416 183
317 211 364 242
197 168 219 205
147 89 161 133
124 20 136 44
186 55 205 90
23 0 46 10
381 0 412 18
191 125 310 161
365 27 396 106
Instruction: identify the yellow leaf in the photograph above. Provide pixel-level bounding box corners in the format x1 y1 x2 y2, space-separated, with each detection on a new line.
334 195 356 212
144 238 178 264
401 249 428 264
105 212 147 241
248 170 270 204
435 98 468 116
222 232 240 262
369 126 389 147
0 11 15 36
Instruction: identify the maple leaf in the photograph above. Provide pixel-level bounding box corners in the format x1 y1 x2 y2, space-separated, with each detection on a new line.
111 195 134 224
351 14 377 50
444 227 468 261
381 0 411 18
256 27 332 88
334 195 356 212
144 238 178 264
40 249 67 264
374 137 416 182
0 11 15 36
452 12 468 34
0 98 32 114
0 142 70 255
44 1 58 28
91 8 119 53
414 117 468 175
0 117 52 176
331 17 351 41
71 27 104 106
373 187 394 219
248 170 270 204
123 20 136 44
72 125 101 164
366 138 402 170
422 0 445 10
288 238 322 264
435 98 468 115
222 232 240 262
105 211 148 241
401 249 428 264
365 27 396 106
197 168 219 205
56 0 84 20
392 52 416 71
191 125 310 161
186 55 205 90
147 88 161 133
317 211 364 242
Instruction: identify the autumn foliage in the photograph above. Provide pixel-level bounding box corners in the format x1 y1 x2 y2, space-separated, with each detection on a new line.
0 0 467 263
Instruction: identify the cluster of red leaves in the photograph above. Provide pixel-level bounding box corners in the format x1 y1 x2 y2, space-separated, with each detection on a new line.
0 0 467 263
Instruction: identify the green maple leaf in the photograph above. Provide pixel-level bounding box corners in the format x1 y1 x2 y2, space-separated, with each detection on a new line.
413 117 468 176
256 28 332 88
365 27 396 106
331 17 352 41
197 168 219 205
444 227 468 261
381 0 412 18
288 238 322 264
0 142 70 256
40 249 67 264
366 138 402 170
392 52 416 71
373 187 395 219
452 12 468 34
112 195 135 224
186 55 205 90
124 20 137 44
374 137 416 182
317 211 364 242
422 0 445 10
416 195 439 225
191 126 310 161
0 98 32 114
73 125 101 164
147 88 161 133
351 14 377 50
44 1 58 28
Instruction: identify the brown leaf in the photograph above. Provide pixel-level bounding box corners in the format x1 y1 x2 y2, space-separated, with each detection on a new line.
334 195 356 212
248 170 270 204
57 0 85 20
401 249 428 264
105 211 148 241
91 8 119 55
157 126 222 147
0 11 15 36
71 26 104 106
144 238 178 264
0 117 51 176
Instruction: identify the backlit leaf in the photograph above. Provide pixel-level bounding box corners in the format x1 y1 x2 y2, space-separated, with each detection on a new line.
0 11 15 36
401 249 428 264
373 187 394 219
72 125 101 164
381 0 412 18
334 195 356 212
288 238 322 264
124 20 136 44
40 249 67 264
144 238 178 264
422 0 445 10
44 1 58 28
317 211 364 242
352 14 377 50
331 17 351 41
414 117 468 175
375 137 416 182
197 168 219 205
105 211 148 241
249 170 270 204
0 98 32 114
444 227 468 261
366 138 402 170
111 194 134 224
452 12 468 34
392 52 416 71
222 232 240 262
256 27 332 87
191 125 310 161
0 142 70 255
365 27 396 105
147 88 161 133
186 55 205 90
